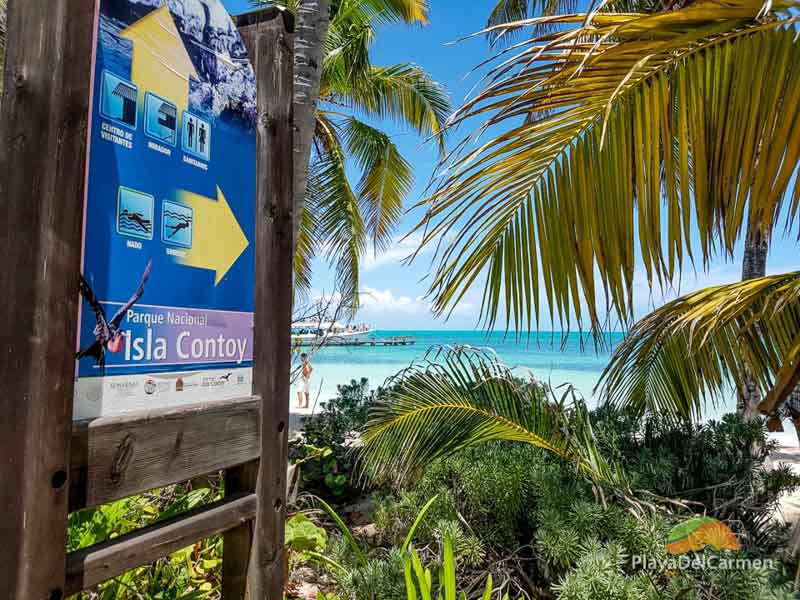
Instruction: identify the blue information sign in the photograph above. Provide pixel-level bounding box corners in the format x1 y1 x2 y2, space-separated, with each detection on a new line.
75 0 257 419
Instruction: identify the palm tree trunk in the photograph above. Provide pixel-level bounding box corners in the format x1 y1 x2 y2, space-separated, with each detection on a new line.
737 225 769 420
293 0 330 246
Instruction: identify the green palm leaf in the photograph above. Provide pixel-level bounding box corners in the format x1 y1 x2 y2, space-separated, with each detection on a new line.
313 112 367 306
344 64 450 154
487 0 579 45
361 0 429 24
270 0 447 301
359 346 627 487
415 0 800 335
598 271 800 419
294 174 322 296
343 117 414 252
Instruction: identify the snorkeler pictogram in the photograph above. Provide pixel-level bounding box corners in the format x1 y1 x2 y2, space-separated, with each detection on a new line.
77 259 153 373
167 222 190 238
161 200 193 249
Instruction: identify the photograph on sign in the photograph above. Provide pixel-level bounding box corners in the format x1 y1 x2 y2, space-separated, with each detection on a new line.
75 0 257 419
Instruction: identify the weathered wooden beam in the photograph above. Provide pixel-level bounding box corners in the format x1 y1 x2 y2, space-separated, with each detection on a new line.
233 6 295 32
222 459 259 599
65 492 258 596
0 0 96 597
236 9 295 599
68 397 261 512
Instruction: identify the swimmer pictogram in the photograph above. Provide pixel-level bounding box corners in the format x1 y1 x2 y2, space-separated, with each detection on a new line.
117 187 154 241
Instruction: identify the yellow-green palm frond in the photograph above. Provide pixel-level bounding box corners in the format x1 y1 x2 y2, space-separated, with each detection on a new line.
295 172 323 297
323 2 375 94
598 271 800 419
342 64 451 155
361 0 429 25
306 114 415 302
487 0 578 45
359 346 628 487
343 117 414 253
313 112 367 308
416 0 800 335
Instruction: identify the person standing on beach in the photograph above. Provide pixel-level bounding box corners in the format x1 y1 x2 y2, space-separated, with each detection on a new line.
298 353 313 409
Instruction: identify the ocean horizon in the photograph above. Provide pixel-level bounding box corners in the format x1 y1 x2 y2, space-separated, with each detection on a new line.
292 329 800 445
296 329 633 407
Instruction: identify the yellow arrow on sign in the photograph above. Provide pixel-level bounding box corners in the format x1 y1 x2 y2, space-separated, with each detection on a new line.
177 187 249 285
121 5 199 117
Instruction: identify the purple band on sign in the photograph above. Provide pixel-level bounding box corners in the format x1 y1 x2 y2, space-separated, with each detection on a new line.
98 303 254 372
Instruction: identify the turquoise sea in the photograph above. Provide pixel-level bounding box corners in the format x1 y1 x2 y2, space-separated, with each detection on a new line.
295 330 626 407
291 329 800 444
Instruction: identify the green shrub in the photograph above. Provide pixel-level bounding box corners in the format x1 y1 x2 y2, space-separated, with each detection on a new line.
381 442 542 550
67 481 222 599
291 378 378 500
552 540 655 600
367 410 798 600
591 409 800 552
328 543 408 600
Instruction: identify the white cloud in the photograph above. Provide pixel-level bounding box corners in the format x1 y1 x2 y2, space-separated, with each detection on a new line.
359 287 428 315
362 232 431 272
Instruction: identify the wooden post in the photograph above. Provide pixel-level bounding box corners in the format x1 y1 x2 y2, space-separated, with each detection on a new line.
233 9 294 599
0 0 96 598
222 459 258 599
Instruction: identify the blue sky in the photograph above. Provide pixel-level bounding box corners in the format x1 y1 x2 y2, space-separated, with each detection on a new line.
221 0 797 330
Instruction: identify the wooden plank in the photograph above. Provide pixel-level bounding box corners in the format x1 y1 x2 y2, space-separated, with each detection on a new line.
221 14 259 597
222 459 258 599
238 11 295 600
65 492 258 596
68 396 260 511
0 0 97 597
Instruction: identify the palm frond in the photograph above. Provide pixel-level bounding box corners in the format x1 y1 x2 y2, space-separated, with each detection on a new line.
295 169 325 297
359 345 628 487
343 117 413 252
323 2 375 95
415 0 800 335
360 0 429 25
313 112 368 308
343 64 451 155
486 0 578 45
598 271 800 419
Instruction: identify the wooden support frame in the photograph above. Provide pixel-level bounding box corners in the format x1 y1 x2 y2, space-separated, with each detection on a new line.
65 492 258 596
0 0 97 598
0 4 294 599
69 397 261 512
235 10 295 598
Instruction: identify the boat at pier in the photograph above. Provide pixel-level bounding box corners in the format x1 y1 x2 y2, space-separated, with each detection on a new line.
291 321 374 346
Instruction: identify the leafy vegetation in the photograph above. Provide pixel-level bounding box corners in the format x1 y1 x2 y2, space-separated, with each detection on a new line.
361 409 799 599
360 346 628 489
269 0 450 301
65 374 800 599
598 272 800 420
414 0 800 418
68 481 224 599
291 378 376 499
